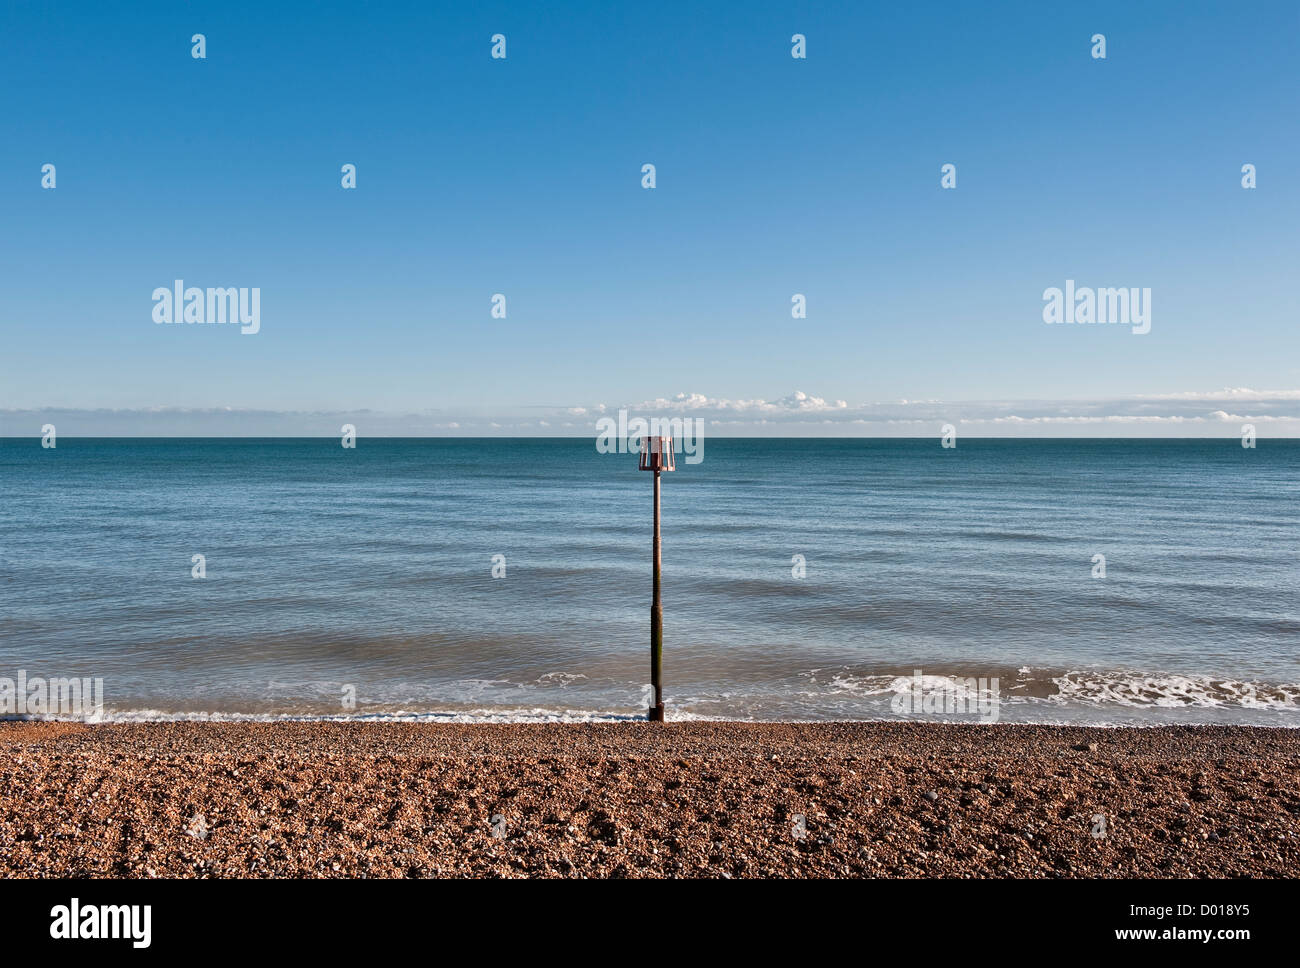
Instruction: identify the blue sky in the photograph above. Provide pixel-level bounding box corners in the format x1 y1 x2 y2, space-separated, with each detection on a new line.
2 0 1298 435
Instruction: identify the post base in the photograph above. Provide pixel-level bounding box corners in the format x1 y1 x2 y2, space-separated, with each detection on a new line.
648 703 665 723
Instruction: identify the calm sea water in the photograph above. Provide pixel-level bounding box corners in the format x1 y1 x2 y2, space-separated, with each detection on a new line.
1 438 1297 725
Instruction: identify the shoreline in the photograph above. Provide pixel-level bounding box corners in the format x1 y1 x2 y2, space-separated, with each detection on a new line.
9 714 1298 726
2 721 1297 878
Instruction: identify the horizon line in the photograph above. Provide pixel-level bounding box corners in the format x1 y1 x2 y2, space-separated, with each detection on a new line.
4 435 1296 442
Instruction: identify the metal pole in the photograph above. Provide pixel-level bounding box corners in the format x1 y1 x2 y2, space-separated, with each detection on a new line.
649 467 664 721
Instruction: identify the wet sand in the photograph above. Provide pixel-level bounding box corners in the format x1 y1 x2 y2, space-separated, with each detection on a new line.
1 721 1297 878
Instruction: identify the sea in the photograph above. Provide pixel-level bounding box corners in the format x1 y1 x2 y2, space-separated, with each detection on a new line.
2 437 1297 725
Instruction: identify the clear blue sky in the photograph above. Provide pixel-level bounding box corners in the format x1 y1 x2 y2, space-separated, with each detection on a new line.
2 0 1298 434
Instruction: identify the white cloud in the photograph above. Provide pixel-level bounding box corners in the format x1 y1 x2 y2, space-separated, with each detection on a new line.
627 390 848 414
6 388 1299 436
1137 388 1300 401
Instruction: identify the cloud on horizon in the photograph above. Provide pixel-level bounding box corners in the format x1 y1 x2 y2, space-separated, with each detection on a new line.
4 388 1299 437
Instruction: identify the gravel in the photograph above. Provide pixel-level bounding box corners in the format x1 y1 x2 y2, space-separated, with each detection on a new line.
1 721 1297 878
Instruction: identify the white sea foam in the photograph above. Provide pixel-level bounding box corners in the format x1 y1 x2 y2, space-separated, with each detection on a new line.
797 669 898 696
6 669 1298 725
885 674 992 701
1049 671 1300 709
535 672 589 687
9 707 650 724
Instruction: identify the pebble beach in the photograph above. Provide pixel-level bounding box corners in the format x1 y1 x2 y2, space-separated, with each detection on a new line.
2 721 1297 878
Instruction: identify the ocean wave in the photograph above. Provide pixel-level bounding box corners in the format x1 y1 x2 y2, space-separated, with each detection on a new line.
1049 671 1300 709
793 665 1300 712
5 669 1298 725
3 707 655 724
